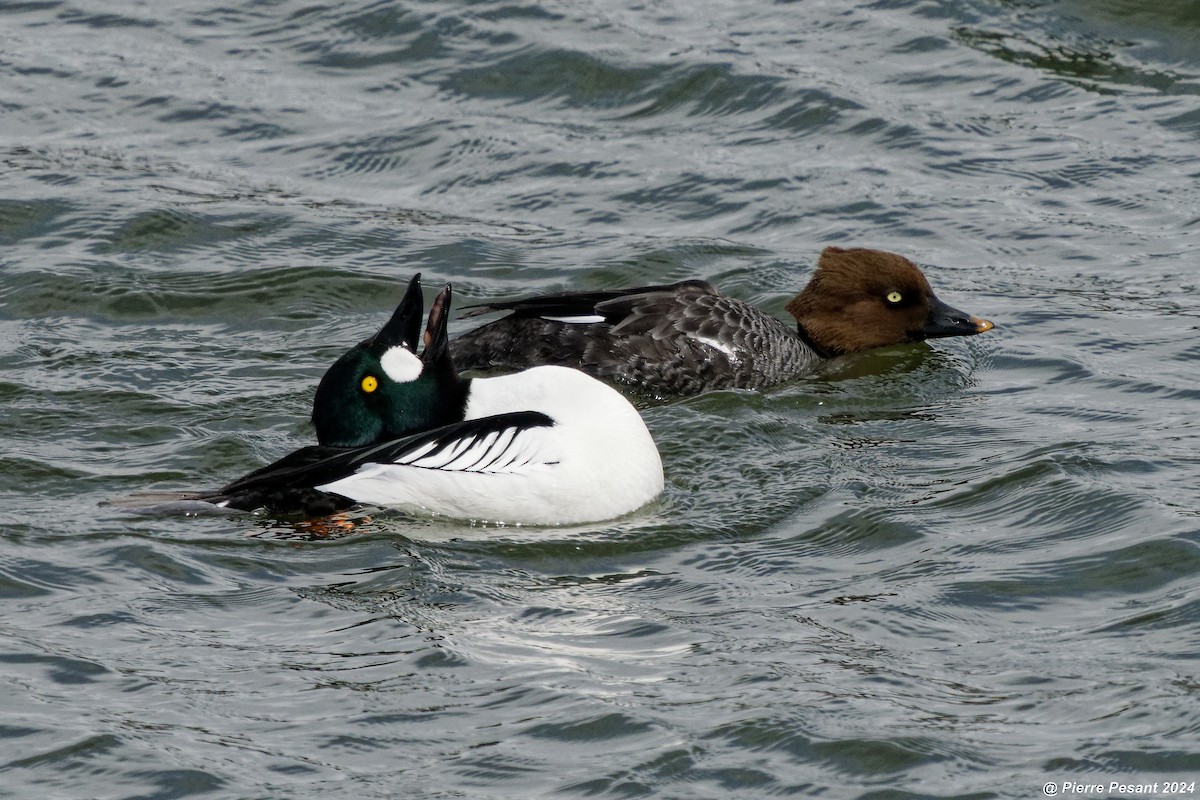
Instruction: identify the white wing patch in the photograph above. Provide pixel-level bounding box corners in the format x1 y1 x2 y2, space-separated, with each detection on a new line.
540 314 606 324
380 346 423 383
389 424 553 474
690 334 739 360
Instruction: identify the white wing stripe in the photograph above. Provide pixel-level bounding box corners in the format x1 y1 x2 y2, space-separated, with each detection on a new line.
384 423 549 475
401 434 476 469
470 427 517 471
441 430 500 471
399 440 439 462
495 437 535 471
540 314 605 324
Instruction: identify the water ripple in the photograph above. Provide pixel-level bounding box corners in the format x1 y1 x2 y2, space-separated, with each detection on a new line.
2 0 1200 797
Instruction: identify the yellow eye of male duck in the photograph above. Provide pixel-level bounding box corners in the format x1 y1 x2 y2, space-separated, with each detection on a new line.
361 375 379 393
886 291 903 304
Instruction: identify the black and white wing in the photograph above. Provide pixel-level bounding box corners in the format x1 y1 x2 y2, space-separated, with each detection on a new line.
312 410 566 514
364 410 557 474
205 411 556 516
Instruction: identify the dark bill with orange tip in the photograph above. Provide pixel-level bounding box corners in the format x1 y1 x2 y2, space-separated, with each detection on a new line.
920 295 994 339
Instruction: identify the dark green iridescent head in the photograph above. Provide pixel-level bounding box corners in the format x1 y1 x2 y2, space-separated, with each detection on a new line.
311 275 467 448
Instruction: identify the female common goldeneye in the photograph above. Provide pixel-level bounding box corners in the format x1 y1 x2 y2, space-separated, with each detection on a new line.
193 276 665 525
450 246 994 396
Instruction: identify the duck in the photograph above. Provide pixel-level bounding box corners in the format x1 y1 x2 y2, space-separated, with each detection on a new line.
450 246 994 396
190 275 665 525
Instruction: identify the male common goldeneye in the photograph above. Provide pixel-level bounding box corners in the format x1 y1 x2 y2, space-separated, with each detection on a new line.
192 276 665 525
450 247 994 396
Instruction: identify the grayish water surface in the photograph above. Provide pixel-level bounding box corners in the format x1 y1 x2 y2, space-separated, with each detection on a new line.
2 1 1199 797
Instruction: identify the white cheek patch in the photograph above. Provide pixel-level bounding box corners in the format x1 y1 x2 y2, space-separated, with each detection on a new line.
380 346 424 383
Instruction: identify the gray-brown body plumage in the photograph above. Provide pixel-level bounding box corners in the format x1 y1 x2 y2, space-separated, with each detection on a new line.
450 280 822 396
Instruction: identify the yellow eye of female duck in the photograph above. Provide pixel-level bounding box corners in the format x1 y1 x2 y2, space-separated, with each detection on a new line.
886 291 903 304
361 375 379 393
